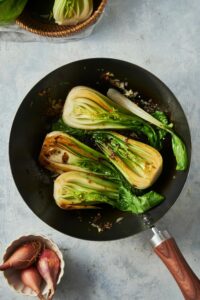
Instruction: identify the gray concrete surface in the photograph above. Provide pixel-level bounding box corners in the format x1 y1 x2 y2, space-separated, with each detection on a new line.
0 1 200 299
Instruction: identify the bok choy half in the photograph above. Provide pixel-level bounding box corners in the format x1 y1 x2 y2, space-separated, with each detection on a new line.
93 131 163 189
107 89 188 171
63 86 160 148
54 171 164 214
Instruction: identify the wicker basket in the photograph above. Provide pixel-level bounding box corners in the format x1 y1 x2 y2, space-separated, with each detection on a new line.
16 0 107 37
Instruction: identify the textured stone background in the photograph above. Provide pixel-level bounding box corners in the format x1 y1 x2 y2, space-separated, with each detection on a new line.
0 1 200 299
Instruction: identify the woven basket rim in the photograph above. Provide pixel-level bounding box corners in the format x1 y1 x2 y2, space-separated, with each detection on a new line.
16 0 108 38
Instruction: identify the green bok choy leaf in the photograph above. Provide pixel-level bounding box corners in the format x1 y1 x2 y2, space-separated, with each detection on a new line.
0 0 28 24
52 118 92 140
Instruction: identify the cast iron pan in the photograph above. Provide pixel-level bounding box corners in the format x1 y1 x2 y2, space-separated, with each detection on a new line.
9 58 191 241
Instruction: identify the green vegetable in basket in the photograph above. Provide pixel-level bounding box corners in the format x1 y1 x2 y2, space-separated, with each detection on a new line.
0 0 28 24
53 0 93 25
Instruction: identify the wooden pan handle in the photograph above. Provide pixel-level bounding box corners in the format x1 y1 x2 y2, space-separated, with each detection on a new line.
151 228 200 300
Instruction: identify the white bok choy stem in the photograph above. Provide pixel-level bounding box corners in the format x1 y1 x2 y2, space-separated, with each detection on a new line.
107 88 170 131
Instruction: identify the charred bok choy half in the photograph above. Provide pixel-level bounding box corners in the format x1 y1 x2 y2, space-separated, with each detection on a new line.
39 131 116 178
40 131 164 213
53 0 93 25
62 86 188 171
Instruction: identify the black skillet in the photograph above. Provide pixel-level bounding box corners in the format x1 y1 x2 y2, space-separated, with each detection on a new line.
9 58 200 298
